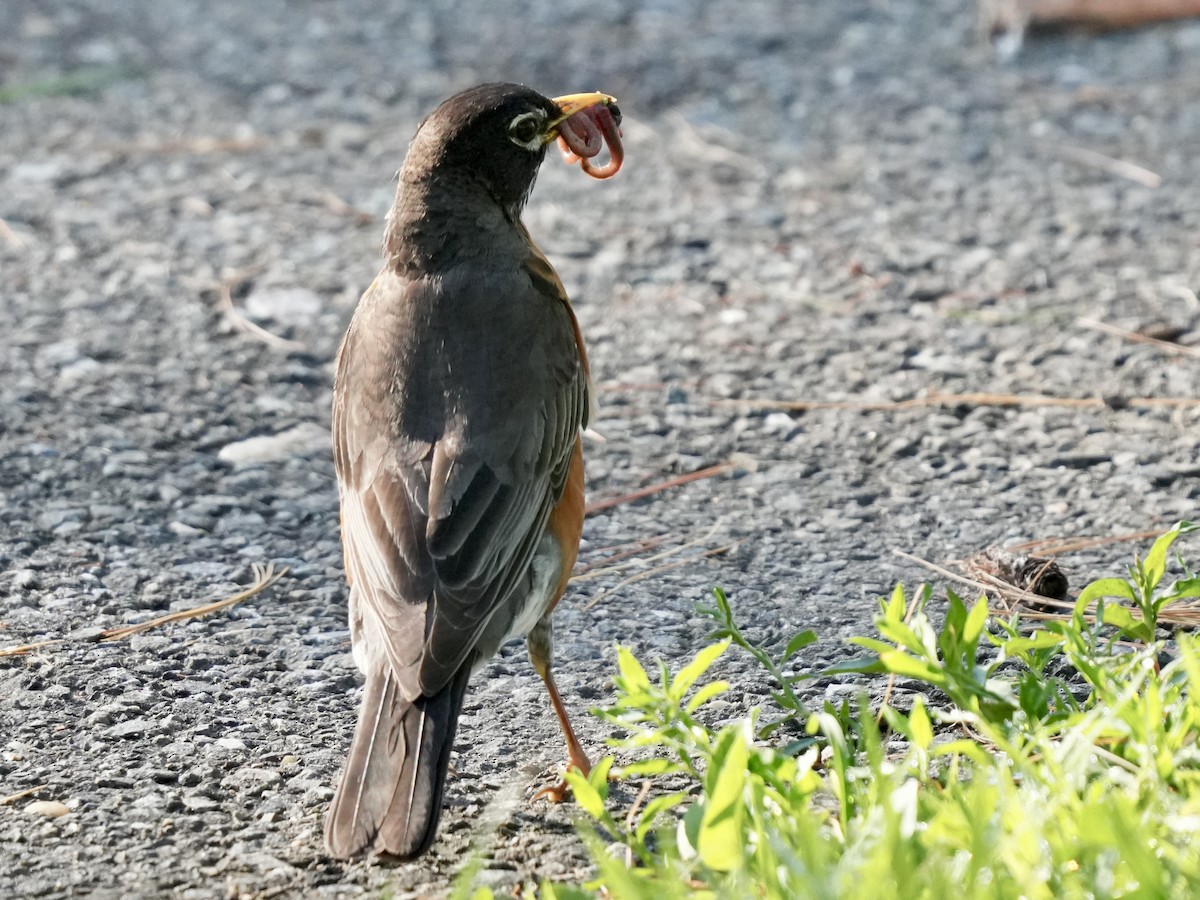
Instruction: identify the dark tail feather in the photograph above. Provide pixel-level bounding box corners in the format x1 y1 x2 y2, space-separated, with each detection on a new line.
324 665 470 860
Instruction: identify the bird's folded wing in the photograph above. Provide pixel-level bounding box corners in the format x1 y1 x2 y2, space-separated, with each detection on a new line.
334 267 588 700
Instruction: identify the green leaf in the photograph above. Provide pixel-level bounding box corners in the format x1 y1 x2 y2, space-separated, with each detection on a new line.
1075 577 1138 612
537 884 596 900
943 592 968 642
846 636 900 656
679 801 704 860
619 758 682 778
697 726 750 871
448 855 491 900
685 679 730 713
962 597 989 647
876 618 929 656
1100 604 1137 630
821 655 890 677
930 738 993 767
782 629 819 661
712 587 733 622
616 645 652 692
1163 576 1200 602
1003 631 1066 654
0 64 141 104
908 696 933 751
672 640 730 698
884 584 907 621
876 649 947 684
1173 634 1200 696
1142 527 1182 594
1100 605 1152 643
565 768 606 820
635 791 690 843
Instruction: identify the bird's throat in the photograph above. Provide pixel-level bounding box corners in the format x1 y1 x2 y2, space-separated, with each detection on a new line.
383 177 526 275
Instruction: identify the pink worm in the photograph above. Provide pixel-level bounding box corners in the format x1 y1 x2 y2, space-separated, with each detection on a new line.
555 104 624 180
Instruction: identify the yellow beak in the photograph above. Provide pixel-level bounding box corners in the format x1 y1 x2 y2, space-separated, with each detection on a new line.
548 92 618 132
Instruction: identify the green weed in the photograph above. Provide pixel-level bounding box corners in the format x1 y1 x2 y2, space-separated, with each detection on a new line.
0 64 140 104
471 523 1200 898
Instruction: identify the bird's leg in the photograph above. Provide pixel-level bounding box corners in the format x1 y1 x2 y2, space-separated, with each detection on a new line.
527 617 591 803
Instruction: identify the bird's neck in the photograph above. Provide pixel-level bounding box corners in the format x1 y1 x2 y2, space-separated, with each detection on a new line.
383 173 526 275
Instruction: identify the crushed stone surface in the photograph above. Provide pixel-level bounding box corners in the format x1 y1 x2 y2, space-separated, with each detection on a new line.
2 1 1199 896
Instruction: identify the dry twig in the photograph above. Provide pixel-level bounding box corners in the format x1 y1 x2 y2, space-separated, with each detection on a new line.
1006 526 1167 557
320 190 375 224
984 0 1200 58
0 638 65 658
1047 144 1162 188
1078 317 1200 359
573 521 726 584
585 461 735 516
895 548 1081 620
573 534 673 577
658 114 767 177
0 785 49 807
580 541 740 611
896 533 1200 629
0 217 24 248
0 563 286 657
217 268 306 352
624 780 655 836
897 547 1078 616
893 549 995 597
99 563 286 641
1015 0 1200 29
715 392 1198 414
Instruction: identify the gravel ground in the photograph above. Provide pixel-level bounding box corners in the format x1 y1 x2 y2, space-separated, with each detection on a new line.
2 1 1199 896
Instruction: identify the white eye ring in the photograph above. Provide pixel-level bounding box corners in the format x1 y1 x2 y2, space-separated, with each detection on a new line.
507 110 547 150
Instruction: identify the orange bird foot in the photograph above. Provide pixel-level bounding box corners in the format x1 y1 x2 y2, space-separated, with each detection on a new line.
532 754 592 804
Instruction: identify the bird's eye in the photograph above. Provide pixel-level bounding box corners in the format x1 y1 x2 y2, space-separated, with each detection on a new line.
507 111 545 150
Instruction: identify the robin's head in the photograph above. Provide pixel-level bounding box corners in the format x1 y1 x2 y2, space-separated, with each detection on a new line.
399 83 617 217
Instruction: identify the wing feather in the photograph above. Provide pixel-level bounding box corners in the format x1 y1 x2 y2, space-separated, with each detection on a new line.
334 261 588 701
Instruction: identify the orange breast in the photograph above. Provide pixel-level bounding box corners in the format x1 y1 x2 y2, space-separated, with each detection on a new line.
545 437 585 608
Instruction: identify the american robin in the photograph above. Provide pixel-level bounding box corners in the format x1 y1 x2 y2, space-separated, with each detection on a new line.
325 83 623 860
